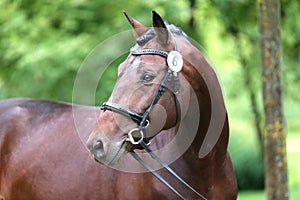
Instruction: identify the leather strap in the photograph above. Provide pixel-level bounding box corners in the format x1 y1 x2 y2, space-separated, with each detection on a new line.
101 102 143 125
131 49 168 58
138 141 207 200
100 40 206 199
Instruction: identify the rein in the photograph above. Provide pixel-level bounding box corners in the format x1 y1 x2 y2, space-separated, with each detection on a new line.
100 41 207 200
130 141 207 200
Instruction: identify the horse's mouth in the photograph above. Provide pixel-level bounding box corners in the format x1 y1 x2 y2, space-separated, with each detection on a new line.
89 138 128 166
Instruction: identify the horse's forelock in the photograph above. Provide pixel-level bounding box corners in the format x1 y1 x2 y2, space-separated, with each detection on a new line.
136 23 188 46
136 29 155 46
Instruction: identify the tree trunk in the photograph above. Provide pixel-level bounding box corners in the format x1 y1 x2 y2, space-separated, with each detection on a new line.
258 0 289 199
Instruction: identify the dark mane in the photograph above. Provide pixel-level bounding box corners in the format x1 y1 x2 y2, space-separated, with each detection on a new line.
136 22 188 46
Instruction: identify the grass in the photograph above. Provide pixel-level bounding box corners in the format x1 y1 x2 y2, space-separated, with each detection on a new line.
238 190 265 200
239 188 300 200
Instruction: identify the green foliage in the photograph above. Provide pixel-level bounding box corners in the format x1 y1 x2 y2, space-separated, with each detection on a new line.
227 93 265 190
2 0 299 102
281 0 300 101
0 0 193 102
229 135 265 190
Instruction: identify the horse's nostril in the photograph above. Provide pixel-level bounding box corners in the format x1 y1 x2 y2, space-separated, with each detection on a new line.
93 140 105 158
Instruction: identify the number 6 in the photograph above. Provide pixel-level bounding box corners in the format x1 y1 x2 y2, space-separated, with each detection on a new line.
172 56 178 66
167 51 183 72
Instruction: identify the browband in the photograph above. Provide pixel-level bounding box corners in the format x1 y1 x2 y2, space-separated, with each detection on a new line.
131 49 168 58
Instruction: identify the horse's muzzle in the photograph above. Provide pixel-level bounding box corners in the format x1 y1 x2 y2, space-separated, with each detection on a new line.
86 133 127 166
87 139 105 162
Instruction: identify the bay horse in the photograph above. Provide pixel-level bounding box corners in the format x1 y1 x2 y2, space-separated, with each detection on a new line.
0 11 237 200
86 11 237 199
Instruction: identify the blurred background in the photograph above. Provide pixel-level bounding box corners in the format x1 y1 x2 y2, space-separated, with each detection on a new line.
0 0 299 199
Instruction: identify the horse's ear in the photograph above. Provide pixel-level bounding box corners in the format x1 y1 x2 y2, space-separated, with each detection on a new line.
123 11 148 38
152 10 171 45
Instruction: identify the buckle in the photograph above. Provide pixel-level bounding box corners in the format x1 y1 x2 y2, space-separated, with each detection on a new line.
126 120 149 145
127 128 144 145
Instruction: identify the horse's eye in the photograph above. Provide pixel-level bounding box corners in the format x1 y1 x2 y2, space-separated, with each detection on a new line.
141 72 155 83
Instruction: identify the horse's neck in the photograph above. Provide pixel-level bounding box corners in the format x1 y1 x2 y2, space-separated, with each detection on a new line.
181 45 229 160
151 127 177 150
149 44 229 163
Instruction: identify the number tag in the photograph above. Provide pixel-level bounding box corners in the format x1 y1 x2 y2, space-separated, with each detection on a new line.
167 51 183 72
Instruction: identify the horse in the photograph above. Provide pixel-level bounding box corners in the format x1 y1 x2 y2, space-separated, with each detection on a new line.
0 11 237 200
0 98 106 200
86 11 238 200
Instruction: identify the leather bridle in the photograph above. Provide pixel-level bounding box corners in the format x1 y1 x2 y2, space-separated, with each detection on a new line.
100 40 207 200
101 42 181 144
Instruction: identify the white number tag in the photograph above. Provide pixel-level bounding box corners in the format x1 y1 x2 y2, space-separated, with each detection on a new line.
167 51 183 72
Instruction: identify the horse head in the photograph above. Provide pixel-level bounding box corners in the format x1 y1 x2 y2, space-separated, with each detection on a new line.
86 11 197 166
87 10 227 168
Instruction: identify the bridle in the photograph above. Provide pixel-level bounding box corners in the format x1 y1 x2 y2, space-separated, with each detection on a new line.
100 39 207 200
101 43 181 144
